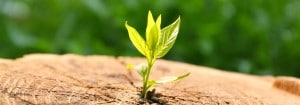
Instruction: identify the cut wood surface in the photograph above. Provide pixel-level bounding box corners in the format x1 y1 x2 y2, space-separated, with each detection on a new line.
0 54 299 105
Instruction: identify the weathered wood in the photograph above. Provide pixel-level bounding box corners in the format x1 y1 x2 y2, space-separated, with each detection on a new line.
0 54 299 105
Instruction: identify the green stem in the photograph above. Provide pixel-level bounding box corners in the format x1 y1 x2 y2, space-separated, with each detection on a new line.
141 58 155 99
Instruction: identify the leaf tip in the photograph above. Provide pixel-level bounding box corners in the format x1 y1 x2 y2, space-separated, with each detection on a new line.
148 10 152 15
148 10 153 19
125 21 129 27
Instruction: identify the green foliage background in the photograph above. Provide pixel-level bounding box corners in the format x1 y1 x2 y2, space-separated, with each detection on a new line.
0 0 299 77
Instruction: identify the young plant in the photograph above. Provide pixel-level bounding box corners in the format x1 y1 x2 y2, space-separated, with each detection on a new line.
125 11 190 99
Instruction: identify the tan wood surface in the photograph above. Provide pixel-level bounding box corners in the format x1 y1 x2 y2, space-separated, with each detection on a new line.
0 54 299 105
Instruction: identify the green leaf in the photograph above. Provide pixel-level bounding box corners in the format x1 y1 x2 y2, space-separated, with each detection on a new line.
146 11 155 39
155 72 190 84
146 11 161 56
156 14 162 30
144 72 190 93
148 24 160 54
146 11 155 52
125 22 148 56
156 17 181 58
134 63 148 78
146 80 156 90
176 72 190 81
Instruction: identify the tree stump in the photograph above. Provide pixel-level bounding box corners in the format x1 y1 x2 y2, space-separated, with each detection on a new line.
0 54 299 105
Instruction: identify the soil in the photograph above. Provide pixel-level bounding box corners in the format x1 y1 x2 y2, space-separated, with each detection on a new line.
0 54 299 105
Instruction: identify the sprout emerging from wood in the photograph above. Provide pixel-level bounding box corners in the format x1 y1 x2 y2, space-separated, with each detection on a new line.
125 11 190 99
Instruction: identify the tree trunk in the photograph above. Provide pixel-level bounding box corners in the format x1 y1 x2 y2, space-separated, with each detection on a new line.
0 54 299 105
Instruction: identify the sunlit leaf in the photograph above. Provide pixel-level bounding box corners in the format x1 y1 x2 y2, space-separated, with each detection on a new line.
146 11 155 48
176 72 190 81
148 24 160 55
156 17 180 58
134 63 148 78
156 15 162 30
146 11 161 56
146 80 156 90
125 22 147 56
144 72 190 91
155 72 190 84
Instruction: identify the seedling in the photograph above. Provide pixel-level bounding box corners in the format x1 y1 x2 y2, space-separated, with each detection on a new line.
125 11 190 99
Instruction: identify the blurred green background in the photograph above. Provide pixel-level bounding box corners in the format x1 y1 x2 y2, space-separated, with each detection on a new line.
0 0 299 77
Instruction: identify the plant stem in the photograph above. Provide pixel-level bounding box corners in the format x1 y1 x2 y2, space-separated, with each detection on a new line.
141 58 155 99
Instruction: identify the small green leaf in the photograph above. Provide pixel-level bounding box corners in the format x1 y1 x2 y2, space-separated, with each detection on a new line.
156 15 162 30
146 11 161 57
134 63 148 78
144 72 190 92
145 80 157 91
146 11 156 39
125 22 148 56
176 72 190 81
155 76 177 84
146 11 156 52
156 17 181 58
155 72 190 84
148 24 160 54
